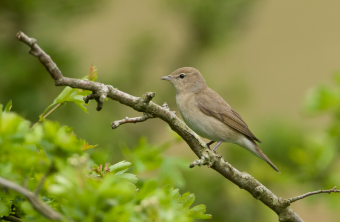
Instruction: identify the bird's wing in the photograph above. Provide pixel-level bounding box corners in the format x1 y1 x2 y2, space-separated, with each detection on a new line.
195 89 261 143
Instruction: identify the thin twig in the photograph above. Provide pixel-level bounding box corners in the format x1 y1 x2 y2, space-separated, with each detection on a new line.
288 186 340 203
111 113 154 129
31 103 61 129
42 103 61 119
0 177 62 221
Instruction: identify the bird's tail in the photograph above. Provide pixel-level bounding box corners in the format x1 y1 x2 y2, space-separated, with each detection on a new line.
253 142 281 173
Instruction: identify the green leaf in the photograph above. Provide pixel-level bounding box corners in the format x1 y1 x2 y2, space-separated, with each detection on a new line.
74 101 88 113
122 137 167 173
4 100 12 113
163 185 180 199
178 192 195 208
137 180 158 200
116 173 138 184
189 204 212 219
55 86 74 104
82 141 98 151
52 87 90 114
69 95 85 103
41 64 98 115
0 200 10 217
0 191 11 217
159 157 187 188
92 164 100 169
25 124 43 144
109 161 132 174
190 204 206 213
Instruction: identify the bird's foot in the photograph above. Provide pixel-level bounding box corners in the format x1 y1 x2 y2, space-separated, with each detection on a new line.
206 141 215 150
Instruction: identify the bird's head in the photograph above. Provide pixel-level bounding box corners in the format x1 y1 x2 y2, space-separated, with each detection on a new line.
161 67 207 94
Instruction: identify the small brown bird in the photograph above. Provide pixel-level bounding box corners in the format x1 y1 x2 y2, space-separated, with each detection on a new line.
161 67 280 173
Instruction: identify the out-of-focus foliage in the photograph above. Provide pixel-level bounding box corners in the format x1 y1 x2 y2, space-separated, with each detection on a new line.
166 0 255 51
0 101 211 221
0 0 99 117
122 137 189 188
301 74 340 185
258 74 340 187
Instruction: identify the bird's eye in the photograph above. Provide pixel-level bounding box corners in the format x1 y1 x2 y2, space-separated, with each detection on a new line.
179 74 185 79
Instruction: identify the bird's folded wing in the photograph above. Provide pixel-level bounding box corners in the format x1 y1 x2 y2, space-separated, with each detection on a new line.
195 91 261 143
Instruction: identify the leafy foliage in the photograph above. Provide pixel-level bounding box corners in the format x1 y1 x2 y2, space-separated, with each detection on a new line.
122 137 189 188
0 102 211 221
300 74 340 185
37 64 98 127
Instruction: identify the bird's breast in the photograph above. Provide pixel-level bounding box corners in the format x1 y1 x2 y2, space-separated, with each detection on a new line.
176 93 240 142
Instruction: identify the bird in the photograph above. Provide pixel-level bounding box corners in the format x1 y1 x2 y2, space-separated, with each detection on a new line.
161 67 280 173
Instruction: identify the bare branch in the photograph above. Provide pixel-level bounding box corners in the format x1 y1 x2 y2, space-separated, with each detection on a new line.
288 186 340 203
111 113 154 129
2 216 22 222
110 91 159 128
16 31 339 222
111 102 173 129
0 177 62 221
16 32 63 81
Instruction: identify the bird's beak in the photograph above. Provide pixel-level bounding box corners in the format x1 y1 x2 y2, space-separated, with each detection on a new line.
161 75 171 81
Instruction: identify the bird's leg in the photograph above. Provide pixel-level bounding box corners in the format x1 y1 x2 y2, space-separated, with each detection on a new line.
212 140 223 151
206 141 215 149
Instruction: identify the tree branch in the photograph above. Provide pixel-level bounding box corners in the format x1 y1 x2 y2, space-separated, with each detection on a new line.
288 186 340 204
111 113 154 129
0 176 62 221
16 31 339 222
2 215 22 222
111 103 172 129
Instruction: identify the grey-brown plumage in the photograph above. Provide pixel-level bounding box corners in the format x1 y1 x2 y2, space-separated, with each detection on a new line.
196 90 261 143
161 67 280 173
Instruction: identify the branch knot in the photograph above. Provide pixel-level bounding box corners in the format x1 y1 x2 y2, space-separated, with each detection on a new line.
134 92 156 111
254 185 265 200
189 150 216 168
162 102 176 114
278 197 290 207
83 84 111 111
142 92 155 104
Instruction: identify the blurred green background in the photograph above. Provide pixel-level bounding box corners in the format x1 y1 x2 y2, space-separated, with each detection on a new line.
1 0 340 221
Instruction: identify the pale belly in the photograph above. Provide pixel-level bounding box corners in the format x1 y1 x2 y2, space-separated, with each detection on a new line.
176 93 242 143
